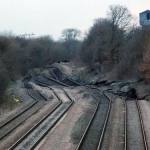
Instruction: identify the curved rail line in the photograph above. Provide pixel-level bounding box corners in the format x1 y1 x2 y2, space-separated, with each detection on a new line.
97 89 127 150
0 101 37 130
75 93 101 150
0 83 47 140
8 88 62 149
96 90 112 150
62 77 82 86
0 82 41 131
46 66 82 86
9 85 73 150
43 65 83 87
21 76 148 150
0 101 38 141
136 99 148 150
43 75 69 87
75 89 112 150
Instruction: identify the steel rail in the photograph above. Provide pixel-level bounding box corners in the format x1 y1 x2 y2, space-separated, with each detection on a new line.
0 83 44 140
43 75 69 87
46 66 83 86
124 97 127 150
0 82 40 130
102 89 147 150
9 83 74 150
0 101 37 130
64 77 82 86
29 94 73 150
96 89 127 150
28 87 49 102
96 90 112 150
8 89 63 150
8 102 61 150
136 99 148 150
0 101 39 141
75 88 112 150
75 94 101 150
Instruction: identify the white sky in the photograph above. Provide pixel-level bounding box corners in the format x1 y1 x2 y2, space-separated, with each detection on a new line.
0 0 149 39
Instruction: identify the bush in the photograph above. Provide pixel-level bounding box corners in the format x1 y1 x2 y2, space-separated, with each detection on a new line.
80 18 124 66
0 61 10 102
0 34 81 101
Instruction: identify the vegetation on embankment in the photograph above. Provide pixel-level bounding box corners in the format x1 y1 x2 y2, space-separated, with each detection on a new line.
0 32 81 104
0 4 150 105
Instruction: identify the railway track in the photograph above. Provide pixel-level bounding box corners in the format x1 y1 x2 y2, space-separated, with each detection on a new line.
136 99 148 150
0 77 66 142
96 91 112 150
26 77 149 150
41 75 69 87
8 87 74 150
46 66 82 86
99 93 125 150
0 100 38 140
75 89 112 150
102 90 148 150
0 100 37 130
4 73 148 150
125 99 148 150
0 84 49 141
0 101 44 141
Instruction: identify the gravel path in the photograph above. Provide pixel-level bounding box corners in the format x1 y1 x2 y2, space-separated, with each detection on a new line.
126 100 145 150
101 96 125 150
139 100 150 149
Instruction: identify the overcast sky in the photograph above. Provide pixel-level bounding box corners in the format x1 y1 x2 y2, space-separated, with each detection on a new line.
0 0 149 39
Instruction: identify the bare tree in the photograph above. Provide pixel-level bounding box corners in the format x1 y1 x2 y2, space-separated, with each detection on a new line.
107 5 132 63
108 5 132 30
62 28 81 41
80 5 132 66
81 17 124 65
61 28 81 59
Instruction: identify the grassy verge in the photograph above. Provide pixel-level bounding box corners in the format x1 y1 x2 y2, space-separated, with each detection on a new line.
0 94 21 116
